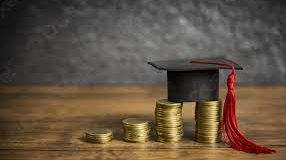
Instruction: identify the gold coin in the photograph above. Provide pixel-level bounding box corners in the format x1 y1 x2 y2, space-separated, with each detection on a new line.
196 100 221 105
122 118 150 143
194 100 222 144
86 128 112 136
155 99 184 143
85 128 113 144
122 118 149 125
156 99 182 106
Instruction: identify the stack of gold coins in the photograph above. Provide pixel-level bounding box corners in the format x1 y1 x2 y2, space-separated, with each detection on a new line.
155 99 183 143
85 128 113 144
195 100 222 144
122 118 150 143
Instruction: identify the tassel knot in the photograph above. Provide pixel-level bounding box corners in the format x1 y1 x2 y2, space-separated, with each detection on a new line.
227 74 235 90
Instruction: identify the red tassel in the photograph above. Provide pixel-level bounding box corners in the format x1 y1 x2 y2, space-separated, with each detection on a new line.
190 60 275 154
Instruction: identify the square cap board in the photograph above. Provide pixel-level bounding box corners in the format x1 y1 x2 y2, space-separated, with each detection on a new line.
148 57 243 102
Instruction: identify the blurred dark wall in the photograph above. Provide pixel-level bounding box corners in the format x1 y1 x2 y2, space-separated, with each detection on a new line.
0 0 285 85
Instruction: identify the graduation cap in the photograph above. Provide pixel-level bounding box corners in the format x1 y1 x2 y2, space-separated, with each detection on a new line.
148 57 275 154
148 57 242 102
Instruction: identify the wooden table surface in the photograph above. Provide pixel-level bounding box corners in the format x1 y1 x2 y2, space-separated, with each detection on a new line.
0 85 285 160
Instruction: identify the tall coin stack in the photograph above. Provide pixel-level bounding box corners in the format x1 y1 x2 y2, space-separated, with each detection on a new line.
155 99 183 142
195 100 222 144
122 118 150 143
86 128 113 144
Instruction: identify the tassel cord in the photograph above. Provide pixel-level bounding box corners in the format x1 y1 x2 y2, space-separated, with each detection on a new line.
190 60 275 154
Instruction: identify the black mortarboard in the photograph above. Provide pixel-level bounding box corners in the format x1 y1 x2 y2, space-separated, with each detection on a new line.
148 57 243 102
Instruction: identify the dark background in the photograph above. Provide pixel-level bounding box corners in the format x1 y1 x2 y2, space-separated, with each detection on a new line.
0 0 285 85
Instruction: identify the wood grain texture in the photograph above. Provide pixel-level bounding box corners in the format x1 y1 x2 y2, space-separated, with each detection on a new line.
0 85 285 160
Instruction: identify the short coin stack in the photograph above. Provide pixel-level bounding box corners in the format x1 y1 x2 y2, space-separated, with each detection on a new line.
195 100 222 144
122 118 150 143
155 99 183 142
86 128 113 144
